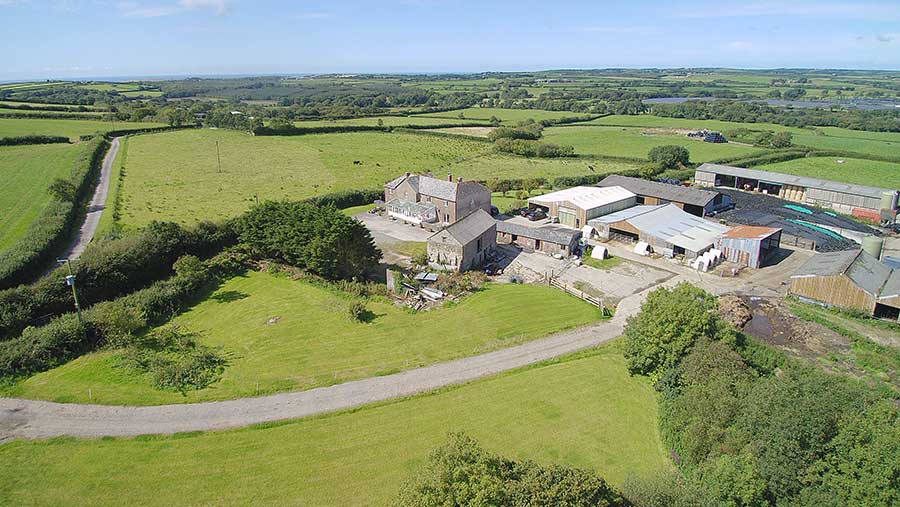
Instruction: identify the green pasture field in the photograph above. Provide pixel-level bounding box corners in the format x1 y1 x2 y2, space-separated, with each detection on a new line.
116 129 624 228
758 157 900 188
792 130 900 160
94 137 129 238
7 271 602 405
0 343 668 506
0 100 107 111
581 114 809 134
451 153 638 182
0 118 166 140
415 107 586 123
290 116 490 128
0 143 82 250
542 125 766 162
0 107 106 118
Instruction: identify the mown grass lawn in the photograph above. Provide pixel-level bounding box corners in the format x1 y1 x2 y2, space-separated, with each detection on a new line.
117 129 626 228
0 143 81 250
759 157 900 187
8 271 603 405
0 344 669 506
542 125 765 162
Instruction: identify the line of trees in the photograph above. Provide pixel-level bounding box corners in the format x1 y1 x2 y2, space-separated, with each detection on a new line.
622 283 900 506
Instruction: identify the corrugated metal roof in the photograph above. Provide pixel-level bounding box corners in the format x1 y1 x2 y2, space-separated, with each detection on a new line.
596 174 720 207
723 225 782 239
430 209 495 245
528 185 635 211
880 270 900 299
626 204 730 252
587 205 664 225
696 163 896 199
846 250 893 296
496 220 581 245
792 249 860 277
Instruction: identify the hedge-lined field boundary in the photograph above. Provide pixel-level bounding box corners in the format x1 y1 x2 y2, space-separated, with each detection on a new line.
0 135 69 146
0 137 109 289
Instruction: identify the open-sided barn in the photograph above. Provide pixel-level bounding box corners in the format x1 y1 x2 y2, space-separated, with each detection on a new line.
694 163 899 221
588 203 730 259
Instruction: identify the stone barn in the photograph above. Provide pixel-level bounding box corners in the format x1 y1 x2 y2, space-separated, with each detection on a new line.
427 209 496 272
496 221 582 257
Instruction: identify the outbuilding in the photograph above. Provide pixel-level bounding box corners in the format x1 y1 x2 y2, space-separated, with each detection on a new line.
527 186 636 229
695 163 899 221
588 203 730 258
427 209 496 272
596 174 732 217
715 226 782 268
790 249 900 320
496 220 582 257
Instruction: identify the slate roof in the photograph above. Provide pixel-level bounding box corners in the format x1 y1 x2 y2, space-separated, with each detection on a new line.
528 186 635 211
596 174 721 207
385 173 487 203
430 209 495 245
792 249 895 298
696 163 896 198
495 220 582 245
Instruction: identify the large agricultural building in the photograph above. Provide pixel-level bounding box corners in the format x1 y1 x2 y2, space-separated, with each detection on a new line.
790 249 900 320
528 186 636 228
694 163 899 221
596 174 732 217
588 203 730 259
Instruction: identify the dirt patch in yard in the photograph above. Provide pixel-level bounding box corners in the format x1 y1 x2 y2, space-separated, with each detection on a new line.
739 297 850 359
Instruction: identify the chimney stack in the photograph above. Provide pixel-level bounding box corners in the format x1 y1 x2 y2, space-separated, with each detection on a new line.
447 172 453 182
405 172 410 178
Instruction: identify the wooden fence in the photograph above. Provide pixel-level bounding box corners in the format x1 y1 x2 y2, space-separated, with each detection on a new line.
547 277 610 316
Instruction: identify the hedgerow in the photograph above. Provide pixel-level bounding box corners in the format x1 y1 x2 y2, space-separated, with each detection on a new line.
0 135 69 146
0 136 109 289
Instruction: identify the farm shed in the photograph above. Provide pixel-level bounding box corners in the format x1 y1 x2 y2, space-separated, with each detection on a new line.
694 163 899 219
715 226 782 268
790 249 900 320
496 220 582 257
588 203 730 258
527 186 636 229
596 174 732 217
427 209 496 272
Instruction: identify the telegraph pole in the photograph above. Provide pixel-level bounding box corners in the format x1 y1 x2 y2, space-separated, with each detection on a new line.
58 258 83 326
215 141 222 173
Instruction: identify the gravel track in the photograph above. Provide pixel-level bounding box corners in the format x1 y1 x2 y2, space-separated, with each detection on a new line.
0 292 644 440
60 136 119 260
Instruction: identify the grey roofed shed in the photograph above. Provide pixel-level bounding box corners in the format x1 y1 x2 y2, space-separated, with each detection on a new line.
695 163 895 199
596 174 721 207
792 249 892 297
588 205 664 225
432 209 496 245
626 204 730 253
495 220 582 245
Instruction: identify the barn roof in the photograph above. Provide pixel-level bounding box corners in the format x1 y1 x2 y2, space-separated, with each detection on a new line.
596 174 720 207
626 204 730 253
696 163 895 199
495 220 581 245
430 209 495 245
792 249 894 298
722 225 782 240
528 185 635 211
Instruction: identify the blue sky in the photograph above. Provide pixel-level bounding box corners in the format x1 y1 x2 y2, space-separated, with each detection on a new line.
2 0 900 80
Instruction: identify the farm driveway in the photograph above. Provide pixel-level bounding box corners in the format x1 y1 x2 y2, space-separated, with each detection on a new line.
0 298 637 440
60 137 120 260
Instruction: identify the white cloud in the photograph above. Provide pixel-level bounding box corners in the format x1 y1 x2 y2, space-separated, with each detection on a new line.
118 0 230 17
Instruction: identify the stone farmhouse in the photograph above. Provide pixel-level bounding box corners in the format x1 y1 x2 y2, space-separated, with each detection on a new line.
384 173 491 227
427 209 497 272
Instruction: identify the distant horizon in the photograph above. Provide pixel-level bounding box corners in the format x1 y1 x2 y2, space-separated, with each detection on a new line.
4 0 900 81
4 66 900 85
